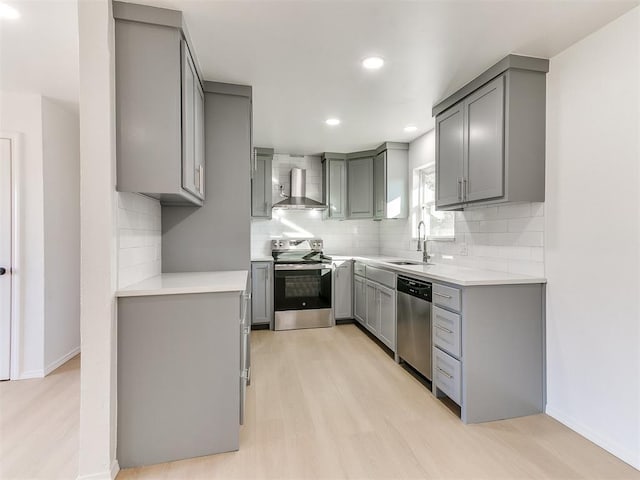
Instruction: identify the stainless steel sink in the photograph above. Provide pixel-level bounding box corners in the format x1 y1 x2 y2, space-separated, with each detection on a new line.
386 260 423 266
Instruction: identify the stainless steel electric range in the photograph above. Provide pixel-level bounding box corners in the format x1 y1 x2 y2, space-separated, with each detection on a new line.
271 239 333 331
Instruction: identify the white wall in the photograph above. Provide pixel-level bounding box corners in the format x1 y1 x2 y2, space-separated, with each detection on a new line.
117 193 161 289
379 130 545 276
545 6 640 469
0 92 46 378
42 97 81 374
77 0 119 478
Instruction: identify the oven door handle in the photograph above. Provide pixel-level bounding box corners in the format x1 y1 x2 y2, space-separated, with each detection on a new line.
275 264 333 271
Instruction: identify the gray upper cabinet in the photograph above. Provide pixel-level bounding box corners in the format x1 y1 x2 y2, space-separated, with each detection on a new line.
347 156 374 219
251 261 273 325
373 152 385 219
373 143 409 220
464 76 504 203
433 54 548 210
435 102 465 208
322 153 347 220
251 148 273 218
114 2 205 206
181 41 205 201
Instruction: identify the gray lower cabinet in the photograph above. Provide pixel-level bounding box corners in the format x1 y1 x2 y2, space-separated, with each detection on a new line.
373 143 409 220
114 3 205 206
333 261 353 319
347 156 374 218
353 274 366 325
359 266 397 352
365 280 379 334
117 291 245 468
252 148 273 218
377 284 396 350
431 281 544 424
322 153 347 219
251 261 273 325
433 55 548 210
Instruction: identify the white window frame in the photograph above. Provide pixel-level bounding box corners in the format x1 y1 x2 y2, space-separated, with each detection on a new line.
417 164 455 241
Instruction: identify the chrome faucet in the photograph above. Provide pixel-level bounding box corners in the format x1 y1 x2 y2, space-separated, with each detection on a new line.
417 221 430 264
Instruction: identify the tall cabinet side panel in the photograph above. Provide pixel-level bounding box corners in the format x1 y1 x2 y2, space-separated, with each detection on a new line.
162 92 252 272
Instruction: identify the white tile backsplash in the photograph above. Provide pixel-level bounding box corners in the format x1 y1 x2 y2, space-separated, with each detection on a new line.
117 192 161 288
251 209 380 258
380 202 545 276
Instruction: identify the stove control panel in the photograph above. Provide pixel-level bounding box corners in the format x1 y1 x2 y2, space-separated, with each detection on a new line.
271 239 323 252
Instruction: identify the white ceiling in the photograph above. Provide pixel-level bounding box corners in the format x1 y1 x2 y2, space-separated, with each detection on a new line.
2 1 637 153
0 0 79 111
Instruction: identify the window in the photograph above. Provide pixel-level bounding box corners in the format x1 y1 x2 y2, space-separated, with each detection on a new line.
417 165 455 240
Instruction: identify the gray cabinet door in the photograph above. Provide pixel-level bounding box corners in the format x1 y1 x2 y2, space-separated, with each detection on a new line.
373 151 386 219
435 102 464 209
115 19 203 206
354 275 366 325
365 280 379 334
347 157 374 218
464 75 505 202
251 262 272 325
181 41 197 197
194 76 206 199
334 262 353 319
378 284 396 351
325 159 347 219
251 153 272 218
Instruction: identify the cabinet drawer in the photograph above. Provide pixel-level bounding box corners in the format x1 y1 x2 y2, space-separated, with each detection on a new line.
354 261 366 277
366 265 396 289
433 306 461 358
434 347 462 406
433 283 461 312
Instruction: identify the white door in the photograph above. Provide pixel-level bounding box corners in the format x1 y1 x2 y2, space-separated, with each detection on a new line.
0 138 12 380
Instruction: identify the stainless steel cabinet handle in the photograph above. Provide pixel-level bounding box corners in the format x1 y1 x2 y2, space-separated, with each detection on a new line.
457 178 462 200
199 165 204 193
437 367 453 379
435 324 454 334
463 178 468 200
434 292 452 299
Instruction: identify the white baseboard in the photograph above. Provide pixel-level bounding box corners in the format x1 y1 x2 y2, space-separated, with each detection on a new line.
76 460 119 480
45 346 81 376
546 404 640 470
111 459 120 480
17 369 45 380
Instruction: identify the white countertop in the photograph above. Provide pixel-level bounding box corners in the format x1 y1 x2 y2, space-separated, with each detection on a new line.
328 255 546 286
251 257 274 262
117 271 248 297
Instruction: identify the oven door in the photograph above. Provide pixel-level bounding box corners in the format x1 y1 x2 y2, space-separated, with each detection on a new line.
274 265 333 330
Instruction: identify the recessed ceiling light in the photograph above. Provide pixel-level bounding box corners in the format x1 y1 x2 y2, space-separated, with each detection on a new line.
404 125 418 133
325 118 341 126
362 56 384 70
0 3 20 20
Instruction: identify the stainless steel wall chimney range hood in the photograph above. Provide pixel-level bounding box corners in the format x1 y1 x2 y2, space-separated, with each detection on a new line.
273 168 327 210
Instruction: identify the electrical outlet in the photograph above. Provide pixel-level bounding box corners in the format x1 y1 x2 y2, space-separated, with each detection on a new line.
459 243 468 256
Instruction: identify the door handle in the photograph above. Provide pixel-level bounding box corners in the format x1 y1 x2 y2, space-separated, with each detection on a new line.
0 267 6 275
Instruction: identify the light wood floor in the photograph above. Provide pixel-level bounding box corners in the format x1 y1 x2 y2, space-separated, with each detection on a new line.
0 355 80 480
118 324 639 480
1 326 639 480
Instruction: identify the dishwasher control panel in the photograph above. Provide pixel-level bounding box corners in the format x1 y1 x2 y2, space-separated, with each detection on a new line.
397 276 432 301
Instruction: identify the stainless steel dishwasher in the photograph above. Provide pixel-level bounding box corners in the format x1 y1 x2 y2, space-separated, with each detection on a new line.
396 275 432 381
